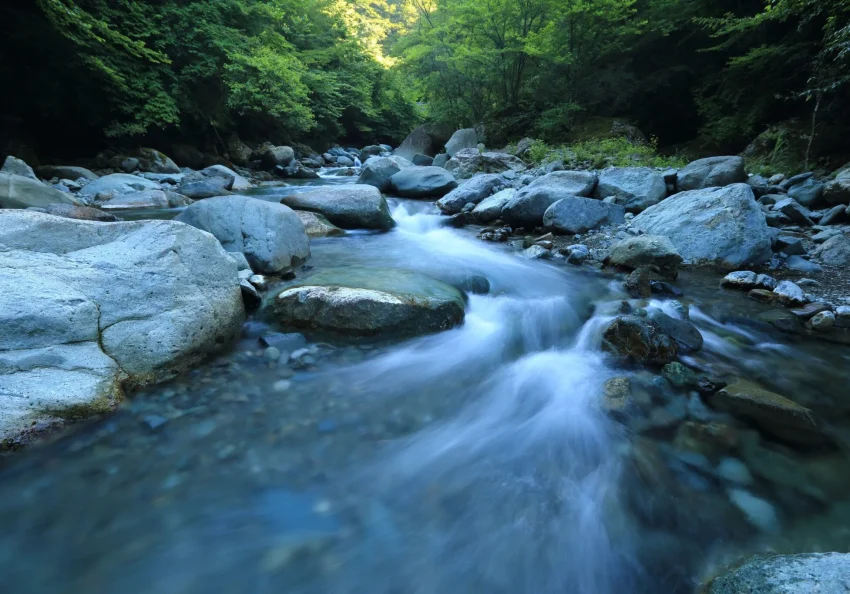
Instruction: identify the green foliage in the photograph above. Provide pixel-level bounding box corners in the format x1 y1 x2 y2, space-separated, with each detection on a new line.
527 137 687 170
30 0 417 145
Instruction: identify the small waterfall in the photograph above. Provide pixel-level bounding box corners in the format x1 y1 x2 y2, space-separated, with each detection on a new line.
354 156 362 167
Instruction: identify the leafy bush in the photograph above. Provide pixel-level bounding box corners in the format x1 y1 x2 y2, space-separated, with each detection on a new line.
526 137 687 170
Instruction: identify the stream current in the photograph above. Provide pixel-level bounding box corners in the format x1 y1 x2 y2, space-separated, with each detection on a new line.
1 170 849 593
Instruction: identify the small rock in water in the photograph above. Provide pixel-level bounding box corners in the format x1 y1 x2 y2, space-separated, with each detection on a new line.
624 267 652 298
727 488 780 533
836 306 850 328
317 419 338 433
564 244 589 264
748 289 778 304
809 311 835 331
522 245 551 259
717 457 754 486
602 377 633 417
661 362 699 389
773 280 806 306
264 347 281 362
249 274 270 291
240 280 261 308
143 414 168 431
273 380 292 393
260 332 307 351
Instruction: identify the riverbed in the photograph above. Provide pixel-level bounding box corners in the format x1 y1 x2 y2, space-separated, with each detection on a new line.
1 170 849 593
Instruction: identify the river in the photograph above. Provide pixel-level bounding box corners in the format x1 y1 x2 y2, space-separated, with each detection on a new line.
1 169 849 593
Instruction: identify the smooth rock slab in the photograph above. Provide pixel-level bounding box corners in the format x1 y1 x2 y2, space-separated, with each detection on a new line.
594 167 667 212
280 185 394 231
472 189 515 223
705 553 850 594
528 170 598 197
543 196 626 234
436 174 505 214
0 211 245 441
390 166 458 198
0 173 79 209
264 267 465 337
632 184 772 269
176 196 310 274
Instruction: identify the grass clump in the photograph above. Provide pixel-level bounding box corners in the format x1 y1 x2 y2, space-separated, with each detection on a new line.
526 137 687 170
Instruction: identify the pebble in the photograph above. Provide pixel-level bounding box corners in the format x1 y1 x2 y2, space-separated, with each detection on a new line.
264 347 281 362
142 414 168 431
773 280 806 306
273 380 292 393
809 311 836 331
728 488 781 534
717 457 754 485
797 278 819 287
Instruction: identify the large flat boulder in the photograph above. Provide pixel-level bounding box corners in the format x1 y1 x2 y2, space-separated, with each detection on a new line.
543 196 625 234
631 184 772 269
280 185 394 231
705 553 850 594
676 156 746 191
176 196 310 274
264 267 465 337
0 173 79 209
0 211 244 441
2 156 37 180
36 165 98 181
528 170 598 197
445 149 526 180
390 166 458 198
98 189 192 210
594 167 667 212
502 186 575 229
79 173 160 197
444 128 478 157
436 174 505 214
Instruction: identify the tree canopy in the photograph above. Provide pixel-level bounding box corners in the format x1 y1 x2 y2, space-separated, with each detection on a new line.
1 0 848 164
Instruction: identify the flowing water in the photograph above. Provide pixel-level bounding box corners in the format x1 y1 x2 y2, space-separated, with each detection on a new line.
1 170 849 592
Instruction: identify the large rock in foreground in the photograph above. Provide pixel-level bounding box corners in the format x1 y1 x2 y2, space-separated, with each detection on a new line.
594 167 667 212
677 156 746 191
280 185 394 231
632 184 772 269
0 173 80 209
705 553 850 593
390 166 458 198
543 196 625 234
0 211 245 442
176 196 310 274
264 267 465 337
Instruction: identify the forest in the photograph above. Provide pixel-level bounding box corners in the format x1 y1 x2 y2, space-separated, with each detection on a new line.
2 0 849 169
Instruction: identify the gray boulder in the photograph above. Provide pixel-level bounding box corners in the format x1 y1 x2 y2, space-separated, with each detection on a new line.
705 553 850 594
357 157 407 192
176 196 310 274
0 211 244 441
502 186 576 229
445 149 526 180
359 145 383 161
280 185 394 231
607 235 683 274
820 204 847 225
36 165 98 182
201 165 251 191
594 167 667 212
178 179 233 199
336 156 355 167
98 190 192 210
1 156 38 180
135 148 181 174
787 176 825 207
0 173 79 209
43 203 119 222
412 154 434 167
773 197 814 226
472 188 515 223
647 309 703 353
445 128 478 157
79 173 159 197
676 156 746 191
390 166 458 198
528 170 598 197
395 123 454 161
433 154 450 168
814 234 850 267
295 211 345 238
824 166 850 205
543 197 626 234
260 145 295 168
632 184 772 269
436 174 505 214
263 267 465 337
